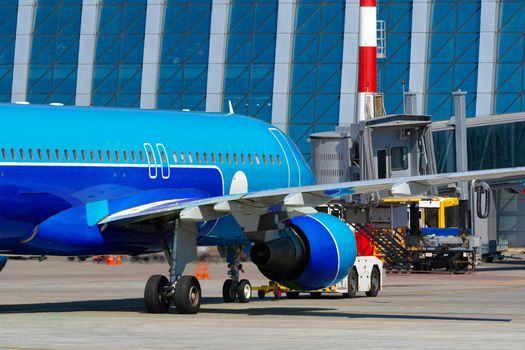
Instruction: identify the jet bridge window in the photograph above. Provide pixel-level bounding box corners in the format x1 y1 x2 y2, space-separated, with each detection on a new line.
391 146 408 171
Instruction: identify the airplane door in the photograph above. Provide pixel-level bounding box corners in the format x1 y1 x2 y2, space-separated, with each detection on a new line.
144 143 158 179
269 128 301 186
156 143 170 179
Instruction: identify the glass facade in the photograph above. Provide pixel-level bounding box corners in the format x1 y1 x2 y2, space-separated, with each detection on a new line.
27 0 82 105
377 0 412 114
495 1 525 114
222 0 277 123
426 0 481 121
0 1 17 102
157 0 212 111
289 0 345 161
92 0 147 107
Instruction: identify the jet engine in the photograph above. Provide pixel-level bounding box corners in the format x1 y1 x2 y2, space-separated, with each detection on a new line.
250 213 356 291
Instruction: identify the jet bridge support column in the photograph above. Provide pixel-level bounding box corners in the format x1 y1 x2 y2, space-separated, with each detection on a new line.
453 90 469 200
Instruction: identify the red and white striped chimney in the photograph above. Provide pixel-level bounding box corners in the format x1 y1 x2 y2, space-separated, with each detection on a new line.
357 0 377 121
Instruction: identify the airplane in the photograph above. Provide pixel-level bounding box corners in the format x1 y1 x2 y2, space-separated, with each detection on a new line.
0 103 523 314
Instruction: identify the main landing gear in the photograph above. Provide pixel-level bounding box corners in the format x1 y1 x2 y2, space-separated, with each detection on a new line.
220 245 252 304
144 219 201 314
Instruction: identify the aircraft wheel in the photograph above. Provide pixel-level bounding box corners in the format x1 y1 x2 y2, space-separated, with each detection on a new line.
366 267 380 297
174 276 201 314
144 274 171 313
343 268 358 298
310 292 322 298
237 279 252 303
257 290 266 299
222 279 236 303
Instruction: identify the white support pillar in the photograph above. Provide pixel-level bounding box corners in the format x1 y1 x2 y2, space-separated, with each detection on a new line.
270 0 296 132
408 0 431 115
11 0 36 103
75 0 100 106
475 0 498 116
339 0 360 126
205 0 230 112
140 0 165 109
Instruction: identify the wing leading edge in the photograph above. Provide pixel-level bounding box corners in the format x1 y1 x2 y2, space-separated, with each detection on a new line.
98 167 525 227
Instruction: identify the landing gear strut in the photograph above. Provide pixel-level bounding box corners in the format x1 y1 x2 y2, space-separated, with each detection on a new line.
144 219 200 314
220 245 252 303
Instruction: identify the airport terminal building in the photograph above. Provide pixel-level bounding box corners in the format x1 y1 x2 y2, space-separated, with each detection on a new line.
0 0 524 244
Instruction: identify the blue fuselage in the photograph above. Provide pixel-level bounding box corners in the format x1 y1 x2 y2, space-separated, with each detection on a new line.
0 104 315 255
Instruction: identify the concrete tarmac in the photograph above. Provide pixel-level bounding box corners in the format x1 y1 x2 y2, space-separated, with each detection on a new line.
1 256 524 349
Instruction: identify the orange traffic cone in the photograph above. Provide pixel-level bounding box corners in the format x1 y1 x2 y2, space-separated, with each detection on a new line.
106 255 115 266
195 262 209 280
116 255 122 265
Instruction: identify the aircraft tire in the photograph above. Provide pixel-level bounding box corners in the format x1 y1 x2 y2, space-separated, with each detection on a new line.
174 276 201 314
222 279 236 303
144 275 171 313
237 279 251 303
310 292 322 298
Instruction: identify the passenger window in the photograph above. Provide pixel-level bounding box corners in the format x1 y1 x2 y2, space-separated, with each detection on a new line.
172 152 178 163
255 154 260 165
55 149 61 161
226 153 230 164
262 154 267 164
203 152 208 163
233 153 238 164
1 148 6 160
270 154 274 165
98 150 104 161
80 150 86 161
188 152 193 163
195 152 201 163
147 150 154 163
19 148 25 161
29 149 34 160
211 152 216 163
106 150 112 161
64 149 70 161
138 150 144 162
240 154 245 164
131 150 137 162
277 154 282 165
73 150 78 161
180 152 186 163
37 149 43 160
90 150 95 161
248 154 253 164
123 150 128 162
10 148 16 160
218 153 223 164
47 149 53 161
114 150 120 162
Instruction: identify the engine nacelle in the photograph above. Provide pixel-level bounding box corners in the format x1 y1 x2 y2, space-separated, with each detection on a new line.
250 213 356 290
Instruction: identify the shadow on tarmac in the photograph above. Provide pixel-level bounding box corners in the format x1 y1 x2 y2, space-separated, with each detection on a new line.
0 297 511 322
477 259 525 272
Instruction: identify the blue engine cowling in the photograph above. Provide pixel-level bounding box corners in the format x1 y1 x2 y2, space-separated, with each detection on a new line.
250 213 356 291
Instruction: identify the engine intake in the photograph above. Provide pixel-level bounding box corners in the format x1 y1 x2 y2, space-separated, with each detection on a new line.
250 213 356 291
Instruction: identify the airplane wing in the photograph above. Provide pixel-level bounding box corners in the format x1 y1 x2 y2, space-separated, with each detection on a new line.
98 167 525 228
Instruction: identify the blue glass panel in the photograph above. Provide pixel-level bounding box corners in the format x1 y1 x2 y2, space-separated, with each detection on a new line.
92 1 146 108
28 2 81 105
426 1 480 119
377 1 412 115
157 0 212 111
289 0 344 159
223 0 277 121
